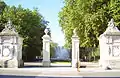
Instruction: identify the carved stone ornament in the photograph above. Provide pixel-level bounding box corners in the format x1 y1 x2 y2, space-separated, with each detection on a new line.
102 19 120 36
1 19 18 35
108 18 115 27
44 28 49 35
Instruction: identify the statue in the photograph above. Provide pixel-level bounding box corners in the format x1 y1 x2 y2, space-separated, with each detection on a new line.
44 28 49 35
2 19 17 34
73 28 77 36
108 18 115 27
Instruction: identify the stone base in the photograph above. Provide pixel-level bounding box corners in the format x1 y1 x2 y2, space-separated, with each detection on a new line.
109 60 120 69
100 58 120 69
18 59 24 68
0 58 24 68
42 60 51 67
99 60 109 69
0 59 7 68
72 59 77 68
7 58 18 68
0 58 18 68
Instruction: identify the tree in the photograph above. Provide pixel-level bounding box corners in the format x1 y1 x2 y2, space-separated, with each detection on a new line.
0 4 47 61
59 0 111 48
0 1 7 31
109 0 120 28
59 0 120 60
59 0 120 48
50 42 58 58
0 0 6 14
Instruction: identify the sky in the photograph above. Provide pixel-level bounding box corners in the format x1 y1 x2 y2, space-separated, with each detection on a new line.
4 0 65 46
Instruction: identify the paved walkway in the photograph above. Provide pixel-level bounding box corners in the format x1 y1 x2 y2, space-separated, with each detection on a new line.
0 62 120 77
24 62 99 68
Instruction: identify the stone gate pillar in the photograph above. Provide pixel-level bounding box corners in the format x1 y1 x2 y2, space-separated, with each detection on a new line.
71 28 80 68
0 19 23 68
99 19 120 69
42 28 51 67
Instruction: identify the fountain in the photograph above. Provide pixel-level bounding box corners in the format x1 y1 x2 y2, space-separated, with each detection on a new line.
53 46 70 61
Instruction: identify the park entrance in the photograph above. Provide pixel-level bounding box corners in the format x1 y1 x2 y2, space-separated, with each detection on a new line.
41 28 80 68
0 19 80 68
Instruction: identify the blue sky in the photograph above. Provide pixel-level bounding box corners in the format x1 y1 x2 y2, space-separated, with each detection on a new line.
5 0 65 46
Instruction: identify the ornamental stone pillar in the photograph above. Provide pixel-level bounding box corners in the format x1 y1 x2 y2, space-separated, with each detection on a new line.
42 28 51 67
99 19 120 69
71 28 80 68
0 19 23 68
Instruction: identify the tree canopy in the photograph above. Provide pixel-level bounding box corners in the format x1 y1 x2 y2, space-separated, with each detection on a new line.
0 1 48 61
59 0 120 48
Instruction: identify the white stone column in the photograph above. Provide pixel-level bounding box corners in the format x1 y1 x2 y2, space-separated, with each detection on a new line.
42 28 51 67
99 19 120 69
71 29 80 68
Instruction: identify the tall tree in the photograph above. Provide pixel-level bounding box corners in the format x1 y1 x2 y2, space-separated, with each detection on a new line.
0 0 6 14
59 0 120 60
59 0 120 48
0 5 47 61
0 1 7 31
109 0 120 28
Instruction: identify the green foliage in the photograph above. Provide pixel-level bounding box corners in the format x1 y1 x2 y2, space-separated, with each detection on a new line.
109 0 120 29
0 4 47 61
0 0 7 31
50 42 58 58
59 0 120 48
91 47 100 57
90 47 100 61
0 0 6 14
59 0 120 60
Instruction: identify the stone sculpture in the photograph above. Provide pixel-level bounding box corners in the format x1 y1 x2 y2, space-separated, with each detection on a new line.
99 19 120 69
0 19 23 68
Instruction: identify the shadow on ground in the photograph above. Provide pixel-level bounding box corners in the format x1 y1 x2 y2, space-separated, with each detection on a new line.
23 65 86 68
